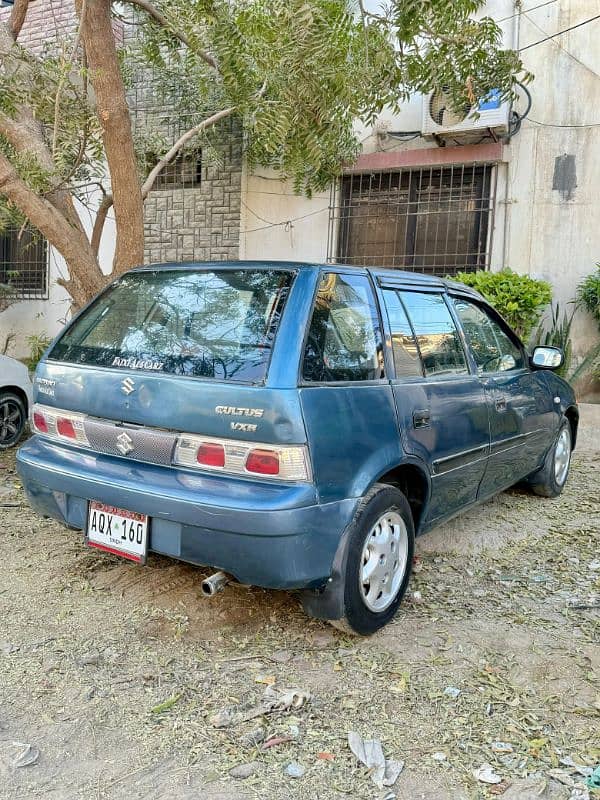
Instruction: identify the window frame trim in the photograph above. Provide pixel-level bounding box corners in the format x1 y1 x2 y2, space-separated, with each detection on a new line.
297 268 388 387
391 287 472 381
447 292 530 378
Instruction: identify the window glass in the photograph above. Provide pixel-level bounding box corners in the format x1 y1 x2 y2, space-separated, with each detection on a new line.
302 273 384 382
49 269 294 383
452 298 524 373
381 290 423 378
400 291 468 376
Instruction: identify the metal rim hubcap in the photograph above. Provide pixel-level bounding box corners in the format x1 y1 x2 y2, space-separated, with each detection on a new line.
0 400 23 445
554 427 571 485
359 510 409 613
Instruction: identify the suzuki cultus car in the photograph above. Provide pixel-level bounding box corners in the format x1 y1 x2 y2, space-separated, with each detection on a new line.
17 263 577 634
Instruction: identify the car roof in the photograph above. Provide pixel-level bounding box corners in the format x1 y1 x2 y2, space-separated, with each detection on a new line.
129 260 483 298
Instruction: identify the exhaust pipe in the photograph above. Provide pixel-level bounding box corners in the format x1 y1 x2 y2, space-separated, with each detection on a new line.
201 571 229 597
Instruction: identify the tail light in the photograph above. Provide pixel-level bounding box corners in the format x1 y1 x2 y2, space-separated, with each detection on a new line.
32 404 89 446
32 404 311 482
246 449 279 475
32 410 48 433
196 442 225 468
174 434 310 481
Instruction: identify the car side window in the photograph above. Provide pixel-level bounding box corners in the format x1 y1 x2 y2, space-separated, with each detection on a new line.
452 297 525 374
400 291 468 377
381 290 423 378
302 272 384 383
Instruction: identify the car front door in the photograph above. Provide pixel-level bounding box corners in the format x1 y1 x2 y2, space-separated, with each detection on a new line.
450 294 556 499
378 283 491 526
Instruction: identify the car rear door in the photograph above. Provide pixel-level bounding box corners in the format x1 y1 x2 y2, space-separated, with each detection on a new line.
449 294 556 498
298 269 401 504
377 278 490 526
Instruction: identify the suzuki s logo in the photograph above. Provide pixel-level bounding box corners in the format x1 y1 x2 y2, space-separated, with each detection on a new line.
116 432 134 455
121 377 135 396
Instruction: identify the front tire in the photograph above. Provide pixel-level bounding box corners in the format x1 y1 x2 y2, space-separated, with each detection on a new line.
527 419 572 498
331 484 415 636
0 392 26 450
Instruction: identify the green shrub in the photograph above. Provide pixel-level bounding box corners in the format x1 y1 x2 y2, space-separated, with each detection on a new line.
532 303 574 379
577 263 600 327
451 269 552 340
25 333 52 372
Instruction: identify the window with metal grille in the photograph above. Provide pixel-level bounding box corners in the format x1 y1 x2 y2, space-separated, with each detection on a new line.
329 164 496 276
148 150 202 191
0 226 48 298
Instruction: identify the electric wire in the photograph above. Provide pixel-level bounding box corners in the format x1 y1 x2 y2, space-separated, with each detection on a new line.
519 13 600 51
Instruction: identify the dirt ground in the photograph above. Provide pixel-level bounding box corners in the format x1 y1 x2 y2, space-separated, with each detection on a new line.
0 407 598 800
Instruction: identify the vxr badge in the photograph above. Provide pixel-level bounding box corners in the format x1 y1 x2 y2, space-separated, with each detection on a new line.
116 431 134 455
121 377 135 396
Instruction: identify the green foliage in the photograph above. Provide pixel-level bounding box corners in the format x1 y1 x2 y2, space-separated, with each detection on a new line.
577 263 600 328
452 269 552 340
25 333 52 372
532 303 574 379
0 35 104 203
134 0 528 195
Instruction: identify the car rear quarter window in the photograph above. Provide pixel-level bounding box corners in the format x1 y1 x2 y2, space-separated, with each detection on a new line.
381 289 423 378
302 272 384 383
49 269 294 383
400 291 468 377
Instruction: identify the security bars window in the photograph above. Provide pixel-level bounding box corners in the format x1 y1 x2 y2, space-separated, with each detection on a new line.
0 226 48 298
330 164 495 276
149 150 202 191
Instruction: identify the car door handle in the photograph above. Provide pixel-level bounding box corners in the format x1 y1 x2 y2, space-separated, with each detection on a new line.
495 396 508 412
413 409 431 428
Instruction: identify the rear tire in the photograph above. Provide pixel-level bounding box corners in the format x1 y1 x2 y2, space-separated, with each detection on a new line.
330 484 414 636
0 392 26 450
526 419 572 498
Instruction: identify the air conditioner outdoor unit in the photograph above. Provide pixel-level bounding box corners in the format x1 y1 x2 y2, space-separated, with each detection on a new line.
421 88 509 138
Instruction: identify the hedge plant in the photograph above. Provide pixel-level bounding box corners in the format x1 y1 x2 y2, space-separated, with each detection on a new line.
577 263 600 326
451 268 552 340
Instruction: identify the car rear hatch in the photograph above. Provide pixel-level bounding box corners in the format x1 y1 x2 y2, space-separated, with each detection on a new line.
32 265 309 479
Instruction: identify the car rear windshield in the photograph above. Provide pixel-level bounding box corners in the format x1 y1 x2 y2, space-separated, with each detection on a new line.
49 269 295 383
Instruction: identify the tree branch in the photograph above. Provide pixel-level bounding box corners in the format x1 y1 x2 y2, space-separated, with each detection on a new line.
121 0 218 71
0 108 89 236
0 151 104 307
8 0 29 40
91 193 113 258
141 106 235 198
53 0 85 156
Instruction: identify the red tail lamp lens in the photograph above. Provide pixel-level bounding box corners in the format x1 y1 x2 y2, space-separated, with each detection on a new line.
33 411 48 433
57 417 76 439
246 449 280 475
196 442 225 468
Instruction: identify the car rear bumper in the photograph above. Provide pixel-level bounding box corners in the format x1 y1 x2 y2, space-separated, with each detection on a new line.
16 437 358 589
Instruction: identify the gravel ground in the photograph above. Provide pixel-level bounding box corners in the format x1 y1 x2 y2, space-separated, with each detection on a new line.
0 406 598 800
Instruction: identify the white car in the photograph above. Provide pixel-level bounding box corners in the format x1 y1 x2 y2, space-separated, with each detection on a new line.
0 354 33 449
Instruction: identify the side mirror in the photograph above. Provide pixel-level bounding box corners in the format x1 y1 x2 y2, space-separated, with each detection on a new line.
531 346 563 370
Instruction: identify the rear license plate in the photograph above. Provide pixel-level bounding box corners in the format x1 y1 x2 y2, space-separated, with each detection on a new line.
86 501 149 564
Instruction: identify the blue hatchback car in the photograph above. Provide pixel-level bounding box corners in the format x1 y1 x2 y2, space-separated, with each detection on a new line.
17 262 577 634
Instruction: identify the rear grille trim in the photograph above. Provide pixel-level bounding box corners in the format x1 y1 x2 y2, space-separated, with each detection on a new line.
83 417 178 466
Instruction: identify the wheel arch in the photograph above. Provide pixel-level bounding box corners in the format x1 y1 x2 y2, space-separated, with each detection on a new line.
0 385 29 415
564 405 578 449
372 459 431 534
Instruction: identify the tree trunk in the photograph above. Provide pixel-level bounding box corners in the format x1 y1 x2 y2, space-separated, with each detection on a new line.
80 0 145 275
